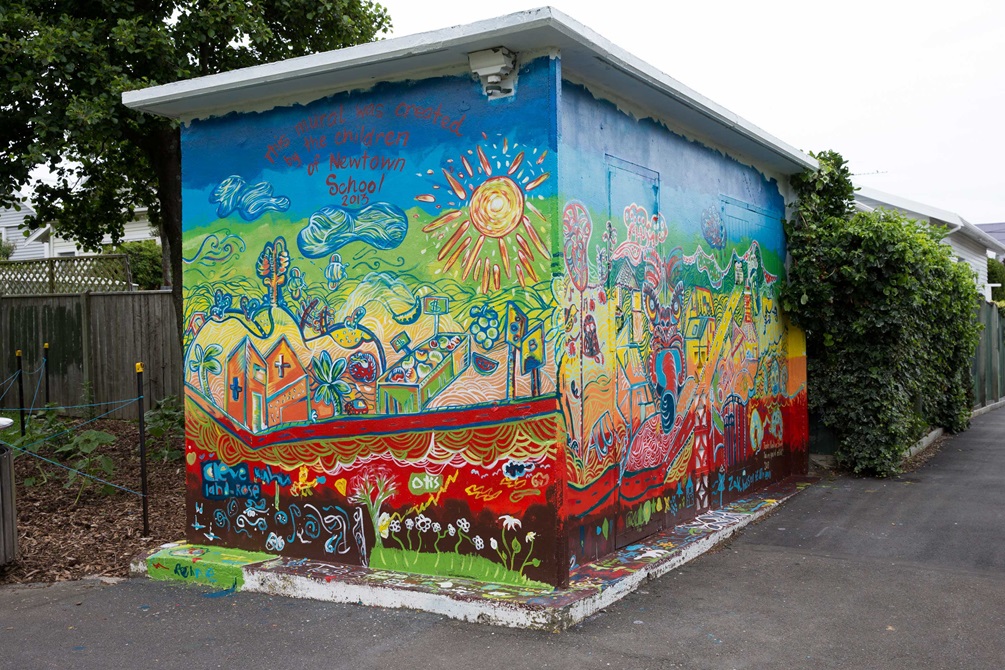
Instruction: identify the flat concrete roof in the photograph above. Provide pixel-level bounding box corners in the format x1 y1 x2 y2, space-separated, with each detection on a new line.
122 7 814 176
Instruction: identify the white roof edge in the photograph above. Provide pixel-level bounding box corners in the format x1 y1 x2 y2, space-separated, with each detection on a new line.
855 185 1005 254
122 11 547 112
23 223 51 245
540 9 815 172
122 6 814 175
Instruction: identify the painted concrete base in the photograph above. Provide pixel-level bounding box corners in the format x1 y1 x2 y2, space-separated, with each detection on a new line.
136 477 814 630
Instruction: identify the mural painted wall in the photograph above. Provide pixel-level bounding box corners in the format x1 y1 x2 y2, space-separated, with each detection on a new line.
181 57 567 588
555 83 808 566
180 53 808 589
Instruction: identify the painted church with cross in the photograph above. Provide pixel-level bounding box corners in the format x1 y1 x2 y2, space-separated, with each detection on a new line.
224 334 311 433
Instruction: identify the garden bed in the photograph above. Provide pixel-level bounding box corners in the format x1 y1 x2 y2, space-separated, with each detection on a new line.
0 415 185 584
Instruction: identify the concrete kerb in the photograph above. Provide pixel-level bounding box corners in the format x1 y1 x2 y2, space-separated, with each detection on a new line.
901 399 1005 466
971 397 1005 419
133 478 812 631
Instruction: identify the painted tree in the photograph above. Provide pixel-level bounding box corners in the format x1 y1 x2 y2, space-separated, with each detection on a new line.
188 343 223 399
257 237 290 305
348 468 396 560
0 1 392 339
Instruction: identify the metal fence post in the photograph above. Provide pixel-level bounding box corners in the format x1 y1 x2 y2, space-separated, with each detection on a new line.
16 350 25 437
43 342 50 406
137 362 149 537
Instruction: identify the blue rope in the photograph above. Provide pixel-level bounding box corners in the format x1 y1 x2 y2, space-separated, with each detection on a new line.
0 397 145 497
0 397 143 413
0 370 18 403
25 359 45 425
1 441 145 497
2 397 139 452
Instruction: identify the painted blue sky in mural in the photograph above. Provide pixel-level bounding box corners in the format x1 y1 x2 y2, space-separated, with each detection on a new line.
181 58 557 232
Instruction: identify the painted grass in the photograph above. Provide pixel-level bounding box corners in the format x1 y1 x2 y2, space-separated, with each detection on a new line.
369 547 551 590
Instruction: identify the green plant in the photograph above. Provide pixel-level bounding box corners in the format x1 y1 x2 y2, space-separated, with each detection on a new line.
55 429 117 504
783 151 981 475
81 380 96 420
105 239 164 290
0 238 14 260
145 395 184 462
310 351 352 415
995 299 1005 320
988 258 1005 303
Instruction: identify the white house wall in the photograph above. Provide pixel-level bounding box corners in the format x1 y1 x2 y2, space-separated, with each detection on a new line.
51 218 158 257
945 233 992 301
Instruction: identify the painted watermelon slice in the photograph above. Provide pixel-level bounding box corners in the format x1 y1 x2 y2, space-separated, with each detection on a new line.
472 352 499 375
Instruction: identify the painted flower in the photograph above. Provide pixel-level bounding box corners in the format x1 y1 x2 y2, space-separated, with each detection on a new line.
457 518 470 533
389 519 401 533
416 514 432 532
432 522 442 533
447 524 456 537
473 535 484 550
377 512 391 539
499 515 522 531
404 518 414 530
490 537 499 550
525 531 537 542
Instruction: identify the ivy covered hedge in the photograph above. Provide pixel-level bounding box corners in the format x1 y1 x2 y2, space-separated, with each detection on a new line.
782 151 981 475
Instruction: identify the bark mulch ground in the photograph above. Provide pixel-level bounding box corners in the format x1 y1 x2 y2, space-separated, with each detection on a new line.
0 417 185 585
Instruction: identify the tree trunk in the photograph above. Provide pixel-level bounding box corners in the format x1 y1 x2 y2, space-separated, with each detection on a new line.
151 125 184 347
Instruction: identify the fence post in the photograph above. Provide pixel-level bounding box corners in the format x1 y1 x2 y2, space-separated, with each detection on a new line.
16 350 25 437
43 342 50 406
47 259 55 294
137 362 149 537
80 291 92 406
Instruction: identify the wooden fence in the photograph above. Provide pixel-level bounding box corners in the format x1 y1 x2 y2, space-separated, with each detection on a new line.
0 256 133 296
972 300 1005 409
0 291 181 419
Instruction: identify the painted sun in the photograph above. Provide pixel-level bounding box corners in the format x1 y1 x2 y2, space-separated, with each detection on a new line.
417 137 550 292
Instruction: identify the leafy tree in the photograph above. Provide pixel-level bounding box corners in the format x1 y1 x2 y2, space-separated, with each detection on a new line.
0 238 14 260
783 151 981 475
0 1 392 340
104 239 163 290
987 257 1005 303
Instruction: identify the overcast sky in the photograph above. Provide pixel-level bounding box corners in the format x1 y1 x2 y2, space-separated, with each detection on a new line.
377 0 1005 223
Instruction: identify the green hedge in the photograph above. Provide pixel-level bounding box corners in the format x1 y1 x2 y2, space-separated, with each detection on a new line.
782 152 981 475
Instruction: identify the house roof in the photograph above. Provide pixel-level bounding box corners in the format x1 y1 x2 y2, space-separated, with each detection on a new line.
854 186 1005 255
976 222 1005 251
122 6 815 176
